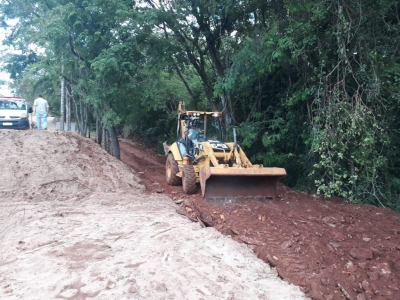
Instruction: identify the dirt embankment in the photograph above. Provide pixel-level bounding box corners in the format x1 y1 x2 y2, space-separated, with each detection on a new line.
0 130 307 300
120 139 400 300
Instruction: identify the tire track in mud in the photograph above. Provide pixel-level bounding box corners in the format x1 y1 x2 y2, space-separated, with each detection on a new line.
120 141 168 193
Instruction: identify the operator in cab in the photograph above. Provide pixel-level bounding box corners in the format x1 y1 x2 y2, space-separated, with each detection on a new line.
188 119 203 144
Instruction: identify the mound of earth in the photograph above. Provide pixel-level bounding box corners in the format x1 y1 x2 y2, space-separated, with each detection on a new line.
120 139 400 300
0 129 307 299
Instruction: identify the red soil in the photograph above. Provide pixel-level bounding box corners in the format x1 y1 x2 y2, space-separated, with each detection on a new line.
120 140 400 300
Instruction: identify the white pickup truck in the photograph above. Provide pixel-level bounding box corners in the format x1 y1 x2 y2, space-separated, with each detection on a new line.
0 96 31 130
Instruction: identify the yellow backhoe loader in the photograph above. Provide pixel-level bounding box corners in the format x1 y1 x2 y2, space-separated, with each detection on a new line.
163 102 286 203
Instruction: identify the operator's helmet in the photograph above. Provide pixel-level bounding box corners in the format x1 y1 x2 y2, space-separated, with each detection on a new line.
191 117 201 127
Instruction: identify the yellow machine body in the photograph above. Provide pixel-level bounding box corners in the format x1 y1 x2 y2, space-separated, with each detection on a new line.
164 102 286 203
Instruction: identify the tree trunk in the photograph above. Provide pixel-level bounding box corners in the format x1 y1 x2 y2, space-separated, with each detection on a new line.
60 63 65 131
72 97 82 135
81 104 88 137
87 109 91 139
74 102 88 137
66 84 71 131
96 113 102 145
79 103 84 136
221 92 233 126
108 126 120 160
103 126 109 153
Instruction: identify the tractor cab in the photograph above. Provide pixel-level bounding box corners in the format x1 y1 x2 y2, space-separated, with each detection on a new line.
177 109 224 159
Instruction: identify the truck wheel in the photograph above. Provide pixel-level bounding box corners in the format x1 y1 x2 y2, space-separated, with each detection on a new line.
182 165 197 194
166 153 181 186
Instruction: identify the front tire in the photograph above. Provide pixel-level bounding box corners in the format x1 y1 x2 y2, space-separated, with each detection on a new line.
182 165 197 194
166 153 181 186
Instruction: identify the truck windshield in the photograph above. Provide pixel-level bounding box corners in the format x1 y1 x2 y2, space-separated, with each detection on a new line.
0 100 26 110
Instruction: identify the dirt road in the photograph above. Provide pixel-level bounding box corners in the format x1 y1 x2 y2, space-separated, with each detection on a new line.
119 140 400 300
0 129 307 299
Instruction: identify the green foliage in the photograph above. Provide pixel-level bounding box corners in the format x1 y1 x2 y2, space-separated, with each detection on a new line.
310 104 389 202
219 0 400 210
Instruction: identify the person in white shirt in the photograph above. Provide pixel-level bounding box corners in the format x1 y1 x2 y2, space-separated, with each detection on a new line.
188 120 203 144
33 94 49 130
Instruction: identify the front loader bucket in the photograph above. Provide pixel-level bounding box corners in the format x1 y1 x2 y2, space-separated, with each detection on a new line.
199 167 286 204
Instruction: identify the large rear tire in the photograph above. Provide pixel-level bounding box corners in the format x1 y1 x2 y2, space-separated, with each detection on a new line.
182 165 197 194
166 153 181 186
